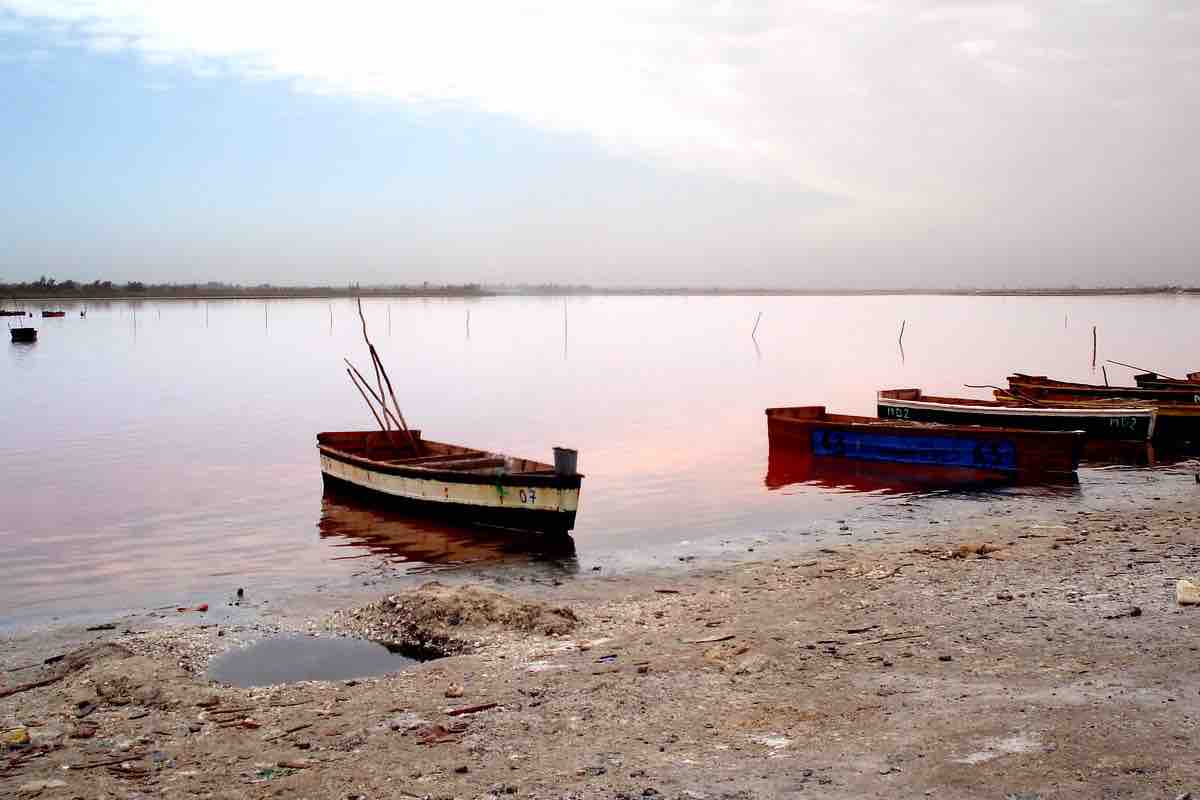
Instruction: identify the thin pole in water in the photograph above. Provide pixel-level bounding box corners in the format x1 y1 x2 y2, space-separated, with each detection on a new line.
751 312 762 340
388 304 391 336
466 310 470 340
1092 325 1097 369
1102 365 1109 386
898 319 906 363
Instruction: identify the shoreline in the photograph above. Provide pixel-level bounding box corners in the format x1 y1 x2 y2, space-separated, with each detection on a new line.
3 496 1198 798
4 287 1200 303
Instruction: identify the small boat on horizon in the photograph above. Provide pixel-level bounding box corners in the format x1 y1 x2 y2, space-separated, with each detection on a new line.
877 388 1155 441
41 310 66 318
317 431 583 534
766 406 1083 478
10 326 37 343
0 309 25 317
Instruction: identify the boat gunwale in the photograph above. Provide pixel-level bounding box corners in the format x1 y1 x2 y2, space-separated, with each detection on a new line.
317 437 583 490
877 390 1154 418
765 406 1087 440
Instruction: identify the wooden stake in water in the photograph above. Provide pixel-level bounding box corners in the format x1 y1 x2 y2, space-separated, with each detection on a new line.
1092 325 1097 369
1101 365 1109 386
466 310 470 340
898 319 906 362
751 312 762 340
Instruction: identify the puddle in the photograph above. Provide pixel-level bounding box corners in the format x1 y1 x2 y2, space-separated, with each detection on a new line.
206 635 426 687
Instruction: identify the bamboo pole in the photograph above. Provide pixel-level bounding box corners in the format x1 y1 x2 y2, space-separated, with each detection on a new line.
353 297 416 452
345 359 404 431
346 368 386 432
1106 359 1181 381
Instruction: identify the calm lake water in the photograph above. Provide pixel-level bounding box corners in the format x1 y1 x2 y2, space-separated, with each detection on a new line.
3 294 1198 629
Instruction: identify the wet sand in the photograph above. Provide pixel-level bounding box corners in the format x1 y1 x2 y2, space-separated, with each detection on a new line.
3 497 1199 799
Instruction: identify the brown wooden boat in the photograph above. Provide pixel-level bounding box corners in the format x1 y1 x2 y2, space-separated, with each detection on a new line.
994 391 1200 443
317 431 582 534
878 388 1155 441
1008 374 1200 405
766 406 1083 477
1132 372 1200 389
10 326 37 343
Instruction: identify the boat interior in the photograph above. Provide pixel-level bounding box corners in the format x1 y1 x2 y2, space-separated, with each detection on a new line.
317 430 554 475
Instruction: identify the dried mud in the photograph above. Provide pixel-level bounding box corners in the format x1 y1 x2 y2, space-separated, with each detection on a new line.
3 499 1199 799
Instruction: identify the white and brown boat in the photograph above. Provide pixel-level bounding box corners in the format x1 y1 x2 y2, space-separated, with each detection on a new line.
317 432 582 534
877 388 1156 441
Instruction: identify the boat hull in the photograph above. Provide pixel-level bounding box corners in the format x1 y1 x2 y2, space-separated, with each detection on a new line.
877 395 1154 441
41 311 65 318
318 438 581 534
1009 375 1200 405
9 327 36 343
767 407 1082 477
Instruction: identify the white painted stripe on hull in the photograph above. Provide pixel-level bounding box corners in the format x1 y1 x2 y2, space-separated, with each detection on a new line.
877 397 1154 418
320 454 580 514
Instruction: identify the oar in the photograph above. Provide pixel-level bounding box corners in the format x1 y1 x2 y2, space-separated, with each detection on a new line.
964 383 1046 408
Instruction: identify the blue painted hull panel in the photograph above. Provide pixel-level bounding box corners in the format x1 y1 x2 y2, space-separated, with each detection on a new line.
810 429 1018 471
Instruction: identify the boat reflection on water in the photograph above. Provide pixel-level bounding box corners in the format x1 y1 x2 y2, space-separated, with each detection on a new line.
317 488 578 574
764 445 1080 496
1080 440 1199 469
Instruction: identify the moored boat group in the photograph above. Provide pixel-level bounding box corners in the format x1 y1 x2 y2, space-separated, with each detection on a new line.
766 368 1200 487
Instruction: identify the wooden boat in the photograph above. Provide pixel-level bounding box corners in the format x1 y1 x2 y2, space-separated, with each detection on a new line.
994 391 1200 444
1132 372 1200 389
9 327 36 343
766 406 1083 477
41 310 66 318
877 388 1155 441
317 430 582 534
1008 374 1200 405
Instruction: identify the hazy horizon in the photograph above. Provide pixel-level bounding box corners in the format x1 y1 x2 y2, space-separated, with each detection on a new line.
2 2 1197 288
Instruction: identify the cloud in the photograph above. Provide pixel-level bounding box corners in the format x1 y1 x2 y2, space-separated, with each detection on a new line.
2 0 1199 271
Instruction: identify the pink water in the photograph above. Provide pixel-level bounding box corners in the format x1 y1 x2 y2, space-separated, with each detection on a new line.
2 294 1197 628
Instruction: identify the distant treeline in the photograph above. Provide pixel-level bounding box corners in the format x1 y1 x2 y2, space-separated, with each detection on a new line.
493 283 1200 297
4 277 1198 300
1 278 491 299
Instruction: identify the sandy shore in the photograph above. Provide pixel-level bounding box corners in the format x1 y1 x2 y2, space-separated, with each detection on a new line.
3 497 1199 799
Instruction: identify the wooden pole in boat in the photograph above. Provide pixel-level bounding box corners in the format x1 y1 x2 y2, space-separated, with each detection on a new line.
346 368 386 432
965 384 1047 408
344 359 404 431
1106 359 1181 382
353 297 416 452
356 299 389 431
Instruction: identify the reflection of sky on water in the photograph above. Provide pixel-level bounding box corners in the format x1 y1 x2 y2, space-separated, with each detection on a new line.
2 294 1198 627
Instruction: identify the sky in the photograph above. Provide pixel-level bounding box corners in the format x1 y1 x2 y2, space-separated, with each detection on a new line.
1 2 1198 289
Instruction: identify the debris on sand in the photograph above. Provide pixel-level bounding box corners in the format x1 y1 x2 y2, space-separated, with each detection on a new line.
328 582 578 654
1176 577 1200 606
